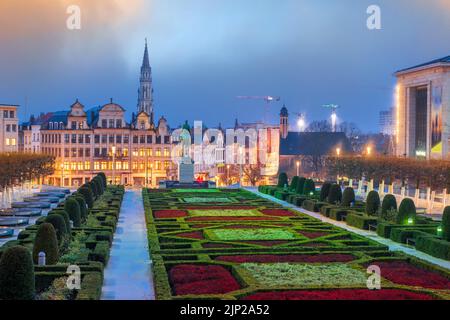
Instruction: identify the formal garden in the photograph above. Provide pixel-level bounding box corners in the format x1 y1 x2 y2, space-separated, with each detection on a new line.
0 172 123 300
143 187 450 300
260 172 450 262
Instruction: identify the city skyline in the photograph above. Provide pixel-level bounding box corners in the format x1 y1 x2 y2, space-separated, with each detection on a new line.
1 0 450 131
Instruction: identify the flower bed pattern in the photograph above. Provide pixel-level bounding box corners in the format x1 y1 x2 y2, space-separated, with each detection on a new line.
143 188 450 300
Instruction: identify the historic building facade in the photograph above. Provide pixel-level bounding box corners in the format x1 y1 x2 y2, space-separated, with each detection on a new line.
0 104 19 152
19 42 176 187
395 55 450 159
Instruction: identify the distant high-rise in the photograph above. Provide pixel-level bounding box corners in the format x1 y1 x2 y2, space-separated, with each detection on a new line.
379 108 395 136
137 39 154 124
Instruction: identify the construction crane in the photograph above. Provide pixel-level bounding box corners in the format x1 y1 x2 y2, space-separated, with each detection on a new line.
236 96 281 124
322 104 340 132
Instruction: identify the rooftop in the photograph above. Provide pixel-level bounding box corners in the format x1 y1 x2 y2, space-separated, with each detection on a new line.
396 55 450 74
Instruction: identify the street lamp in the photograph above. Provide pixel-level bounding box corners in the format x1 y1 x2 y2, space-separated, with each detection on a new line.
111 146 116 185
297 114 305 132
227 164 230 186
60 163 64 187
331 112 337 133
366 146 372 156
296 160 300 176
336 148 341 157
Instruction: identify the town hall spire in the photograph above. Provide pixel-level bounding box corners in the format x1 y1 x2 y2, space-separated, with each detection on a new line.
137 39 154 124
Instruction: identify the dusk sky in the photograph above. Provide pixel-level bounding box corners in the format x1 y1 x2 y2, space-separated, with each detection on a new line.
1 0 449 132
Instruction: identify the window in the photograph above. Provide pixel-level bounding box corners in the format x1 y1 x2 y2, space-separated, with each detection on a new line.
116 135 122 144
156 136 161 144
79 148 84 157
71 148 77 157
54 122 58 130
109 119 115 128
102 119 107 128
94 162 100 170
164 148 170 157
94 135 100 144
5 138 10 145
156 148 161 157
71 134 77 144
123 148 129 157
60 122 64 129
6 124 10 132
109 135 114 144
140 121 145 130
101 148 107 157
101 135 107 144
123 161 129 170
71 121 77 130
64 148 70 157
124 135 129 144
9 111 14 118
140 135 145 144
65 134 70 143
85 134 91 144
147 135 152 144
78 134 84 144
49 123 53 130
133 135 138 144
139 148 145 156
116 119 122 128
85 161 91 170
164 136 170 144
3 111 8 118
85 148 91 157
147 148 153 157
94 148 100 157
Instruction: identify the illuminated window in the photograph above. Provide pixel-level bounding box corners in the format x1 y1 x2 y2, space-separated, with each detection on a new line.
85 161 91 170
156 148 161 157
123 161 129 170
139 162 144 170
132 162 138 170
5 138 10 146
164 148 170 157
139 148 145 156
155 161 161 170
94 162 100 170
70 162 77 171
116 161 122 170
64 162 70 170
132 149 138 157
77 162 83 170
147 148 153 156
123 148 129 157
101 162 107 170
164 161 171 169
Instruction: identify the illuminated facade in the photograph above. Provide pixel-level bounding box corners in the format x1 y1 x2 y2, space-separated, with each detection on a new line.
395 55 450 159
19 42 176 186
0 104 19 152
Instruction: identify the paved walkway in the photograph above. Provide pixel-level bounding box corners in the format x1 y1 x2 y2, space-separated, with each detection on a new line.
101 190 154 300
246 187 450 271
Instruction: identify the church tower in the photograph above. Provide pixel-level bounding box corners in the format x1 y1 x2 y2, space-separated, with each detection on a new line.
137 39 154 124
280 105 289 139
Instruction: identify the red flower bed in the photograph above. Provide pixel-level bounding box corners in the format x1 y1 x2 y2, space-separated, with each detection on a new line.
369 261 450 290
215 253 355 263
191 224 214 228
183 205 257 210
302 242 327 247
154 210 187 218
187 216 280 222
260 209 296 217
202 243 234 249
176 231 204 240
242 289 435 300
240 240 289 247
224 225 260 229
169 264 241 295
299 231 330 239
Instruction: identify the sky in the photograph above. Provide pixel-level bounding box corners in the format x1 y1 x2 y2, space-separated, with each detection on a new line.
0 0 449 132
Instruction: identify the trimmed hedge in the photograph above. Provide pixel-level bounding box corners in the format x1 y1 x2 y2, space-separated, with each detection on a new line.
320 182 331 201
290 176 299 192
277 172 288 188
346 213 378 230
296 177 306 194
303 179 316 195
327 184 342 204
0 246 35 300
65 198 82 228
397 198 416 225
45 214 68 245
443 206 450 241
342 187 355 207
33 223 59 265
416 235 450 261
79 186 94 209
381 194 397 215
365 191 380 216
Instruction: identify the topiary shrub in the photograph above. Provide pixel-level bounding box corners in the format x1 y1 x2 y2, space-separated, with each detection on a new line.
342 187 355 207
365 191 380 216
45 214 68 245
33 223 59 265
381 194 397 221
296 177 306 194
79 186 94 208
327 184 342 204
0 246 35 300
93 176 104 195
319 182 331 201
443 206 450 241
89 181 99 198
72 195 88 221
277 172 288 188
65 198 82 227
98 172 107 188
303 179 316 195
397 198 416 225
289 176 299 192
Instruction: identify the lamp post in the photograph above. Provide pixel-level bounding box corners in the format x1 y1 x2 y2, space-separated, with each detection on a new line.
297 114 305 132
60 163 64 187
366 146 372 156
111 146 116 185
239 146 244 187
296 160 300 176
227 164 230 186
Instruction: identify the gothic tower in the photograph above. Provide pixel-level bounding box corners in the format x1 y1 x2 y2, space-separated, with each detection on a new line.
280 105 289 139
137 39 154 124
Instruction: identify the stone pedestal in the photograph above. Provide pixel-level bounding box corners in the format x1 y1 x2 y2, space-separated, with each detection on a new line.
178 157 194 184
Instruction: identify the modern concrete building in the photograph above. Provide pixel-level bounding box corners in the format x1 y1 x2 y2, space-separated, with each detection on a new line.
395 55 450 159
379 108 395 136
19 42 176 187
0 104 19 152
